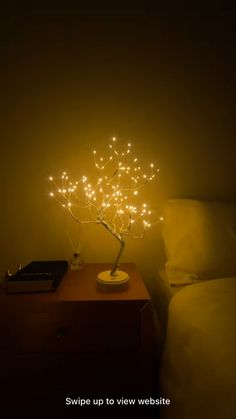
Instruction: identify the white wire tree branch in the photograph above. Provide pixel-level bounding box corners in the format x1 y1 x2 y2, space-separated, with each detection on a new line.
48 137 162 276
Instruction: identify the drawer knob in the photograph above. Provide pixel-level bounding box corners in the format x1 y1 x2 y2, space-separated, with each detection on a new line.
57 327 68 339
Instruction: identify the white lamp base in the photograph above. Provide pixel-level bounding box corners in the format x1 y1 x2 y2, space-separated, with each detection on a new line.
97 270 129 292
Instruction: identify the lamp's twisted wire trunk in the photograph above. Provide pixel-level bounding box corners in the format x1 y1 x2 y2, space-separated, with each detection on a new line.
101 221 125 277
110 239 125 276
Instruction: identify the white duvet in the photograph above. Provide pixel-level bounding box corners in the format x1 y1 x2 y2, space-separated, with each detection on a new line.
160 277 236 419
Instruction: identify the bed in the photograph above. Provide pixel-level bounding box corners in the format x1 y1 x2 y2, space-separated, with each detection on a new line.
159 276 236 419
155 199 236 419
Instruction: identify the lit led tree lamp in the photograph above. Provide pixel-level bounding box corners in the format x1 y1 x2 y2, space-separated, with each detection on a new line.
49 137 162 291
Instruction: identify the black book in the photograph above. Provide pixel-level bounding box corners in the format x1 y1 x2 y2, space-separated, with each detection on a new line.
6 260 68 293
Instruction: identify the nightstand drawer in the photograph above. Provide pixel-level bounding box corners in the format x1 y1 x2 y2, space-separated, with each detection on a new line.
1 302 141 353
1 312 68 352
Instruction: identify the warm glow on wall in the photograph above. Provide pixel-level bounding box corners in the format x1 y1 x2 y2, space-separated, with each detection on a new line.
48 137 162 290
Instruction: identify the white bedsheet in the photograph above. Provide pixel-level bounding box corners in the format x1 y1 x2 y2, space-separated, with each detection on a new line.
160 277 236 419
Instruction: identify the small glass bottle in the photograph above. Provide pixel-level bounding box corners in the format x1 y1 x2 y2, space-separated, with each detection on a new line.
70 252 83 270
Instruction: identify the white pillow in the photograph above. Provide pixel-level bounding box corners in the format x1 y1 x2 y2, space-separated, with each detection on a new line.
161 199 236 284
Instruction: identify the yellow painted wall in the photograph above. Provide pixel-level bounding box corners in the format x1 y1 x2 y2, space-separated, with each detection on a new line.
1 10 235 280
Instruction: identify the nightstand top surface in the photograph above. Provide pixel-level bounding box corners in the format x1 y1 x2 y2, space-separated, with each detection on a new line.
0 263 150 303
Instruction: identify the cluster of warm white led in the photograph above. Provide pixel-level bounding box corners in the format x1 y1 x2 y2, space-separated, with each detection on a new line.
48 137 161 242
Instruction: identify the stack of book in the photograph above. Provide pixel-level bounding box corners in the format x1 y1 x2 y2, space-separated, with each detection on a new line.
6 260 68 293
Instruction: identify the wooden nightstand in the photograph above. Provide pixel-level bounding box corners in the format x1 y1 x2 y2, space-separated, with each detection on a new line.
0 263 156 412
